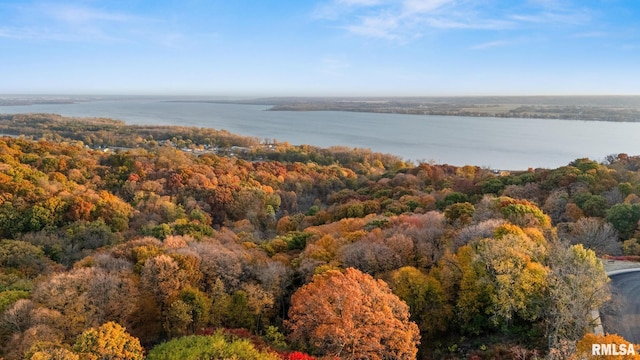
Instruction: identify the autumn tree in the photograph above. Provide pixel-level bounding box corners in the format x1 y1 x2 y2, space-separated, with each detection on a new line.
31 267 137 341
73 321 143 360
0 291 78 359
443 202 475 226
146 332 279 360
388 266 452 337
447 224 549 334
453 218 506 250
225 283 274 332
140 254 183 310
26 345 80 360
543 190 570 224
453 244 495 334
477 230 549 327
0 240 54 278
399 212 447 268
286 268 420 359
545 244 611 352
175 286 212 334
563 217 622 256
498 197 551 228
93 190 133 232
340 240 400 275
188 241 244 293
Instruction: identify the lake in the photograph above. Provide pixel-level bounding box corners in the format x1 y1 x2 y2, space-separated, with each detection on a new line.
2 97 640 170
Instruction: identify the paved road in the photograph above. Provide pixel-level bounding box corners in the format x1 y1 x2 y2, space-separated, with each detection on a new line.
601 272 640 343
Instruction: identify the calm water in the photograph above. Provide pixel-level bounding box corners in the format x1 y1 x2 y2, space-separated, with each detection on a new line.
2 97 640 170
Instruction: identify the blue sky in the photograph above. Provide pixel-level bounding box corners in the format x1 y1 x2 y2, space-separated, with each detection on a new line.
1 0 639 96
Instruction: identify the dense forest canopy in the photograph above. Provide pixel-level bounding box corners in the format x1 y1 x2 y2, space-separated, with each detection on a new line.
1 114 639 359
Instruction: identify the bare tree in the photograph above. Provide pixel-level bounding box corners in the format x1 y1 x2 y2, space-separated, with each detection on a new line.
563 217 622 256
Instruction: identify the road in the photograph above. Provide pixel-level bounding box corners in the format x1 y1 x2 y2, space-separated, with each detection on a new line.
601 272 640 343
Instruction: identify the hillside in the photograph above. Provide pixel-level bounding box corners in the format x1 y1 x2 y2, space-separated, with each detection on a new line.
1 114 638 359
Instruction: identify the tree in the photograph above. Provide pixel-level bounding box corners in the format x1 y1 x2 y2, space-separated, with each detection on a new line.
93 191 133 232
27 346 80 360
436 192 469 210
2 298 36 334
564 217 621 256
401 212 447 268
388 266 452 337
4 323 65 360
177 286 212 334
286 268 420 359
188 242 244 293
543 190 570 224
224 283 274 332
581 194 609 218
477 232 548 327
146 332 279 360
498 197 551 228
453 218 506 250
451 225 549 334
454 245 495 334
73 321 143 360
340 241 399 275
606 203 640 239
545 244 611 352
0 239 53 278
164 299 193 338
140 254 182 309
31 267 138 340
444 202 475 225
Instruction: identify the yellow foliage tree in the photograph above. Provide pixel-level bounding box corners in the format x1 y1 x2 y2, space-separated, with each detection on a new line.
73 321 143 360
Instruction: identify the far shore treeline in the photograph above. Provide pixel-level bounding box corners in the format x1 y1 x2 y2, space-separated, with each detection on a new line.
1 113 639 359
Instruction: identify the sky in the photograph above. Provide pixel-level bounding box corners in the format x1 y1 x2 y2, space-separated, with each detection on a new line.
1 0 640 96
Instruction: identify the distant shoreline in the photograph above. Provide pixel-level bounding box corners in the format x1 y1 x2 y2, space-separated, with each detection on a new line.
3 94 640 121
165 95 640 122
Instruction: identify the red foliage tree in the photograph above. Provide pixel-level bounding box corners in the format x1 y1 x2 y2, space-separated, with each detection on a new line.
286 268 420 360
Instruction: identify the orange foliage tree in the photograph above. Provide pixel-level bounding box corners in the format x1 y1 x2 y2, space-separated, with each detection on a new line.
286 268 420 359
576 333 640 359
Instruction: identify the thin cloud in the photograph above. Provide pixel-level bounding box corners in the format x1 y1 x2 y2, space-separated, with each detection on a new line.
425 17 513 30
38 3 155 43
471 40 511 50
325 0 456 39
0 25 104 42
344 13 400 39
0 2 177 46
571 31 609 38
317 0 594 41
509 10 590 26
402 0 451 14
0 27 26 39
321 57 351 75
43 4 139 24
337 0 383 6
317 0 513 40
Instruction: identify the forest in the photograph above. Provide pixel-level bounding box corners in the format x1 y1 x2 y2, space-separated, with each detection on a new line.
1 113 639 359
